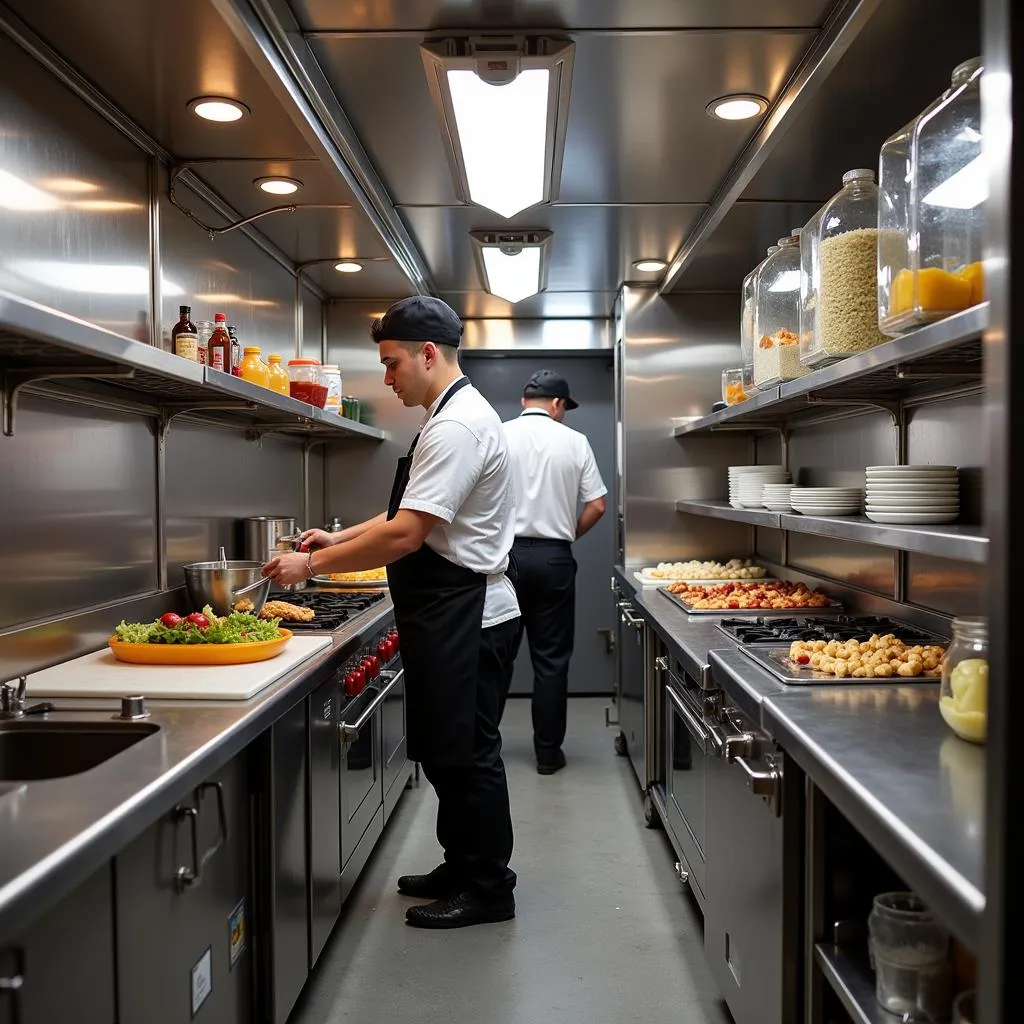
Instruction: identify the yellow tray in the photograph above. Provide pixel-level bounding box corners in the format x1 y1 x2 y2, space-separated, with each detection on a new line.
108 629 293 665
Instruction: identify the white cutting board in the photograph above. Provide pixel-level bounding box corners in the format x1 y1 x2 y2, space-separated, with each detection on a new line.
25 636 333 700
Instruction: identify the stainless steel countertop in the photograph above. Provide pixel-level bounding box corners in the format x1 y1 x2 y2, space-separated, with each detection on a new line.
763 685 985 950
708 648 790 727
0 595 393 941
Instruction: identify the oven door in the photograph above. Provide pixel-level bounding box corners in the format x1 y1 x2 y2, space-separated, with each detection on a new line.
380 663 408 820
338 679 389 867
664 673 711 902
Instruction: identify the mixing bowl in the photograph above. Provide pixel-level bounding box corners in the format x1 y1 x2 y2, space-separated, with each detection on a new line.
182 561 272 617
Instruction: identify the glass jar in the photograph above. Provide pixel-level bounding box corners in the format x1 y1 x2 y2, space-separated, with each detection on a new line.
239 346 270 389
266 354 290 396
321 365 343 414
798 204 827 367
808 169 889 366
287 358 327 408
879 58 985 336
939 616 988 744
196 320 214 368
741 246 776 390
753 232 807 389
721 367 747 406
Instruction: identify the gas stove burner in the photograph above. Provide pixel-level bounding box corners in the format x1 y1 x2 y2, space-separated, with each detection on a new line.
266 588 386 631
717 614 945 646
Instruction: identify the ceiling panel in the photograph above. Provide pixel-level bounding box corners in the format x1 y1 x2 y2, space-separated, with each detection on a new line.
440 290 615 318
401 204 704 293
739 0 982 201
667 200 821 292
308 29 814 206
293 0 833 32
302 260 414 300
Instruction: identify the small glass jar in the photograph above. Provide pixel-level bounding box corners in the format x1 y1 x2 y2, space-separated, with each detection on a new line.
266 354 290 396
939 616 988 744
287 358 327 408
321 365 343 414
741 246 776 390
753 231 807 389
239 346 270 389
721 367 747 406
196 320 214 368
879 58 985 336
807 169 889 366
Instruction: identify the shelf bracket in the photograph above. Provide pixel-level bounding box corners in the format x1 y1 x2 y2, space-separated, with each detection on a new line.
243 420 320 446
895 361 982 379
156 400 258 450
2 364 135 437
802 395 901 429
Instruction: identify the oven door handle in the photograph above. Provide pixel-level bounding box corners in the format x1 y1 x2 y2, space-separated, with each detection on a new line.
730 753 782 817
339 670 403 744
666 685 709 755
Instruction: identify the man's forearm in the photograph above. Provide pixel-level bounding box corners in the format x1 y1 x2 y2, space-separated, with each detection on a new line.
311 513 425 574
575 500 606 540
334 512 387 545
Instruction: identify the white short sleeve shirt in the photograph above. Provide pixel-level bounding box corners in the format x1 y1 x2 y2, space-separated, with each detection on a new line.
502 409 607 542
400 378 520 628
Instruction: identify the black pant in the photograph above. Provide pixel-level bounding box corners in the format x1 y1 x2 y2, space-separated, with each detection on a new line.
507 538 577 764
419 617 519 897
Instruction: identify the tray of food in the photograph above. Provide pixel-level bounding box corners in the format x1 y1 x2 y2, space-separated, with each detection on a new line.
634 559 769 585
310 567 389 587
741 634 946 684
659 580 841 615
110 607 292 665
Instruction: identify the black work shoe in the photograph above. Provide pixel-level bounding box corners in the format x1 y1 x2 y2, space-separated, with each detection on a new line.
397 864 460 900
536 750 567 775
405 891 515 929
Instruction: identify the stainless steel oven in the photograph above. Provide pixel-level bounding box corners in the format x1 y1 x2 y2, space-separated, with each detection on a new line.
338 681 386 867
380 663 407 820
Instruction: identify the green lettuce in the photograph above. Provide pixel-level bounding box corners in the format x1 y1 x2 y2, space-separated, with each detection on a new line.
115 606 282 645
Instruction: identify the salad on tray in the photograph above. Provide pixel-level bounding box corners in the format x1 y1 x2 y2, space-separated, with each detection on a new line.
115 606 283 645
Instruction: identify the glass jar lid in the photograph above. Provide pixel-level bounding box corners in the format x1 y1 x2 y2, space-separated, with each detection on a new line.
287 358 322 366
952 57 983 85
842 167 875 185
951 616 987 639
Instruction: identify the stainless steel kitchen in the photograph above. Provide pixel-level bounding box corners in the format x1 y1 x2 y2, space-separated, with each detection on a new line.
0 1 1018 1023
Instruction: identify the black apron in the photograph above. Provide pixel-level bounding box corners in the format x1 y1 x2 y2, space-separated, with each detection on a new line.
385 377 489 766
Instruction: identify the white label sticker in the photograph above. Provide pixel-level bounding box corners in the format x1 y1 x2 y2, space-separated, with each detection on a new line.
191 946 212 1018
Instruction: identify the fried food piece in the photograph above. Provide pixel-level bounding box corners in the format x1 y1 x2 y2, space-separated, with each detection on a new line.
328 567 388 582
233 597 255 614
259 600 316 623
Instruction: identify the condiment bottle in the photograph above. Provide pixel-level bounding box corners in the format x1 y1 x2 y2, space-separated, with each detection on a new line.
240 346 271 388
171 305 198 362
267 354 291 395
208 313 232 374
228 324 242 376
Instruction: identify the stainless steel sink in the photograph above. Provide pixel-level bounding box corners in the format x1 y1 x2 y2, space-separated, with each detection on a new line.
0 719 159 781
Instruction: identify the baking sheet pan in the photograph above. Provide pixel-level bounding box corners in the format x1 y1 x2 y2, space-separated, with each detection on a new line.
657 587 843 616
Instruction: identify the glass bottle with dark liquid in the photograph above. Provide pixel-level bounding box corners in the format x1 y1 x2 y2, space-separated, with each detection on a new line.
208 313 232 373
171 305 198 361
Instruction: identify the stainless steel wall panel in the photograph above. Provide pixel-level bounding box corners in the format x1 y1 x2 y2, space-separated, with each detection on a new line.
787 411 896 487
0 35 150 338
300 284 323 360
462 318 611 352
621 288 750 564
0 394 156 628
905 554 985 619
164 421 305 579
787 534 896 597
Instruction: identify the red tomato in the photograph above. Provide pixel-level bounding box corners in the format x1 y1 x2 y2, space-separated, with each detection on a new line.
159 613 182 628
796 653 810 665
184 612 210 630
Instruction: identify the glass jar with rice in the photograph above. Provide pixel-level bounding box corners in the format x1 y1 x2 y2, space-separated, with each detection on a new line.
753 231 807 388
805 168 890 366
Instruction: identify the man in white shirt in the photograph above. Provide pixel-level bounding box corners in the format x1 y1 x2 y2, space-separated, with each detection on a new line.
263 296 520 929
502 370 607 775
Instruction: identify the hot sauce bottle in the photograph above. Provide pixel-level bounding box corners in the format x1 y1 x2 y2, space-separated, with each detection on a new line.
208 313 232 373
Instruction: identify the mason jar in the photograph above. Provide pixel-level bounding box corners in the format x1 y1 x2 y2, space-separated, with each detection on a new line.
939 616 988 744
753 231 806 389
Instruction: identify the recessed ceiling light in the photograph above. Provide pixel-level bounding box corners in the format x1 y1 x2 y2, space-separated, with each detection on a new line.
632 258 667 272
255 176 302 195
334 261 363 273
470 230 552 304
706 94 768 121
188 97 250 123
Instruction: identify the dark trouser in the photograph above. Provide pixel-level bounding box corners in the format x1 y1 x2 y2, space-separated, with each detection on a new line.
507 538 577 764
419 617 519 897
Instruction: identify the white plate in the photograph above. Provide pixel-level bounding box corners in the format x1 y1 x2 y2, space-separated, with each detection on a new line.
730 465 786 473
790 498 863 506
866 487 960 496
866 465 957 472
791 508 861 517
866 499 961 508
866 472 959 482
866 506 960 514
865 511 960 524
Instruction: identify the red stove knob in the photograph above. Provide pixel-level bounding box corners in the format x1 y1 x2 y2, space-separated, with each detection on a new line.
376 641 390 662
352 666 367 694
389 630 399 651
344 670 360 696
362 655 379 680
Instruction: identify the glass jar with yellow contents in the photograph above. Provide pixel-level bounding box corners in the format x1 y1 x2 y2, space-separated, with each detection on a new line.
878 58 985 335
939 616 988 744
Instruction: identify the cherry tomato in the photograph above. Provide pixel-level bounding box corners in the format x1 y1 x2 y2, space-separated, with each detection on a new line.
159 612 182 629
184 612 210 630
796 653 810 665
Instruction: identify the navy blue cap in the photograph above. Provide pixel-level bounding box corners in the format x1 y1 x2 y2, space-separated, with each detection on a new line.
523 369 579 410
370 296 463 347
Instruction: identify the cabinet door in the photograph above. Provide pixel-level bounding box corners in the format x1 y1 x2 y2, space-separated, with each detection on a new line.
115 753 253 1024
308 678 341 967
1 864 115 1024
381 666 407 809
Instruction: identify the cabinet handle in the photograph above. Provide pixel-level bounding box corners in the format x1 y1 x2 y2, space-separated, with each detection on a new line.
175 781 228 892
654 655 669 672
618 604 645 630
731 755 783 817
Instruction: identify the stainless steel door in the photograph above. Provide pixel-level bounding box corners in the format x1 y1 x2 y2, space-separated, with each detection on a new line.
308 676 341 967
380 665 407 819
616 598 647 781
339 683 386 867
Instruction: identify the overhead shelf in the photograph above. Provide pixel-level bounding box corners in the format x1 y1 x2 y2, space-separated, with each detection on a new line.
672 305 987 438
0 291 384 441
676 500 988 564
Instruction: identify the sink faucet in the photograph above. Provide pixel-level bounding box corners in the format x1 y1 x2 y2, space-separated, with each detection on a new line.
0 677 28 719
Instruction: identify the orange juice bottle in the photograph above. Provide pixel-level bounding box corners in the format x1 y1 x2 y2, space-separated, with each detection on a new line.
239 347 271 389
267 354 290 396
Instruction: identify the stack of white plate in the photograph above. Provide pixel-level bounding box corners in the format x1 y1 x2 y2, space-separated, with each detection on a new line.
729 465 790 508
865 466 960 524
789 487 863 516
762 483 796 511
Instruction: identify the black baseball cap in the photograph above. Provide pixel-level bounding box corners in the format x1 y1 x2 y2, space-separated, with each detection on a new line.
370 296 463 347
523 369 579 410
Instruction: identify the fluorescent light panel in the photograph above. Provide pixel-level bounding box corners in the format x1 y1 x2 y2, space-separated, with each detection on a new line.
481 246 543 303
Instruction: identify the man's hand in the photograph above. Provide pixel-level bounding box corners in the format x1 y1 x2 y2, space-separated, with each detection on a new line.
262 551 310 586
297 528 335 552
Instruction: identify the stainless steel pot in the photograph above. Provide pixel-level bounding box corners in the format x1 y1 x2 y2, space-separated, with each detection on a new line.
240 516 305 592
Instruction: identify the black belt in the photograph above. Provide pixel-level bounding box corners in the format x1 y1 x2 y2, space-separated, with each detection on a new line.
514 537 571 548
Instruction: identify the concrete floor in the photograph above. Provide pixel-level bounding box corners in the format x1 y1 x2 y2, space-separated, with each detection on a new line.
293 697 732 1024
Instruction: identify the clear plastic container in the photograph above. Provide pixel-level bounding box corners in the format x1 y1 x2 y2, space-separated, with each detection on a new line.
322 365 343 414
879 58 985 336
741 246 777 390
753 231 807 389
939 616 987 744
287 358 327 408
239 346 270 389
721 367 747 405
807 169 890 366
